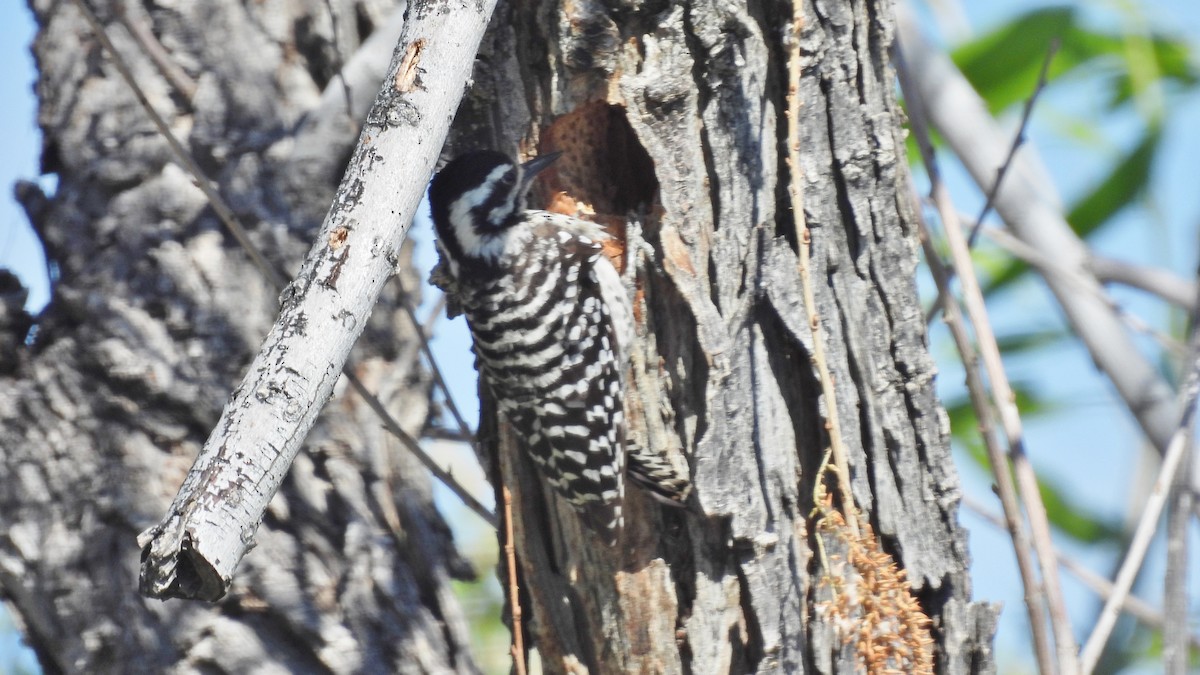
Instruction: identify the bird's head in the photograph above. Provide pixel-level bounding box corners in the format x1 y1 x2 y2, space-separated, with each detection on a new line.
429 150 561 263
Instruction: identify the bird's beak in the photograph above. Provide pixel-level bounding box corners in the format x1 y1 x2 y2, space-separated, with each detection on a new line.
519 151 563 190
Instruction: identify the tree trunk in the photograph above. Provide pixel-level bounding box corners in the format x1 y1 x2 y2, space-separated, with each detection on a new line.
452 0 998 672
1 1 477 672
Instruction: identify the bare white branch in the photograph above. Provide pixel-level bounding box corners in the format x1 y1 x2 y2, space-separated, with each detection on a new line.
1086 255 1197 310
981 226 1186 358
138 1 498 601
1163 414 1195 671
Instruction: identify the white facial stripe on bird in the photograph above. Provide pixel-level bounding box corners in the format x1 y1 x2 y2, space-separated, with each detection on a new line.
448 164 512 260
487 181 521 227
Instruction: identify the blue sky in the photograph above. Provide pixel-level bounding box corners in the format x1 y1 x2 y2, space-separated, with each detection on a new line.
0 6 44 311
2 1 1198 672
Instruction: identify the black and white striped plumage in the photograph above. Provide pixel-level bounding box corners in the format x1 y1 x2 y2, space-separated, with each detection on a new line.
429 150 690 543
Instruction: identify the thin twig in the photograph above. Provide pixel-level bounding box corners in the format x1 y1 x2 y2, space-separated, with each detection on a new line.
940 132 1078 675
962 495 1200 651
912 216 1055 669
1079 348 1200 672
74 0 496 527
422 427 478 444
421 294 447 334
785 4 858 534
925 37 1058 326
322 0 355 121
394 276 476 442
356 372 497 526
503 486 527 675
1163 412 1194 672
897 41 1078 673
968 38 1059 248
900 49 1055 671
114 1 197 100
1086 255 1197 311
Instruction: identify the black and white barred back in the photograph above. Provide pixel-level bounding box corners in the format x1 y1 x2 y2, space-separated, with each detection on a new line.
428 150 691 543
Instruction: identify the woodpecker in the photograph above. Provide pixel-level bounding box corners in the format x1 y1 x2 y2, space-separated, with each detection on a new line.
428 149 691 543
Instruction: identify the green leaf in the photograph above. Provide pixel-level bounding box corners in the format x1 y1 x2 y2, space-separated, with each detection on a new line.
1068 125 1160 231
953 7 1078 114
1101 32 1198 109
953 7 1198 115
993 328 1069 354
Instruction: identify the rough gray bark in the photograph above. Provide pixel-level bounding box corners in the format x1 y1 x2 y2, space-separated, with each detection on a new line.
1 0 477 672
451 0 998 672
